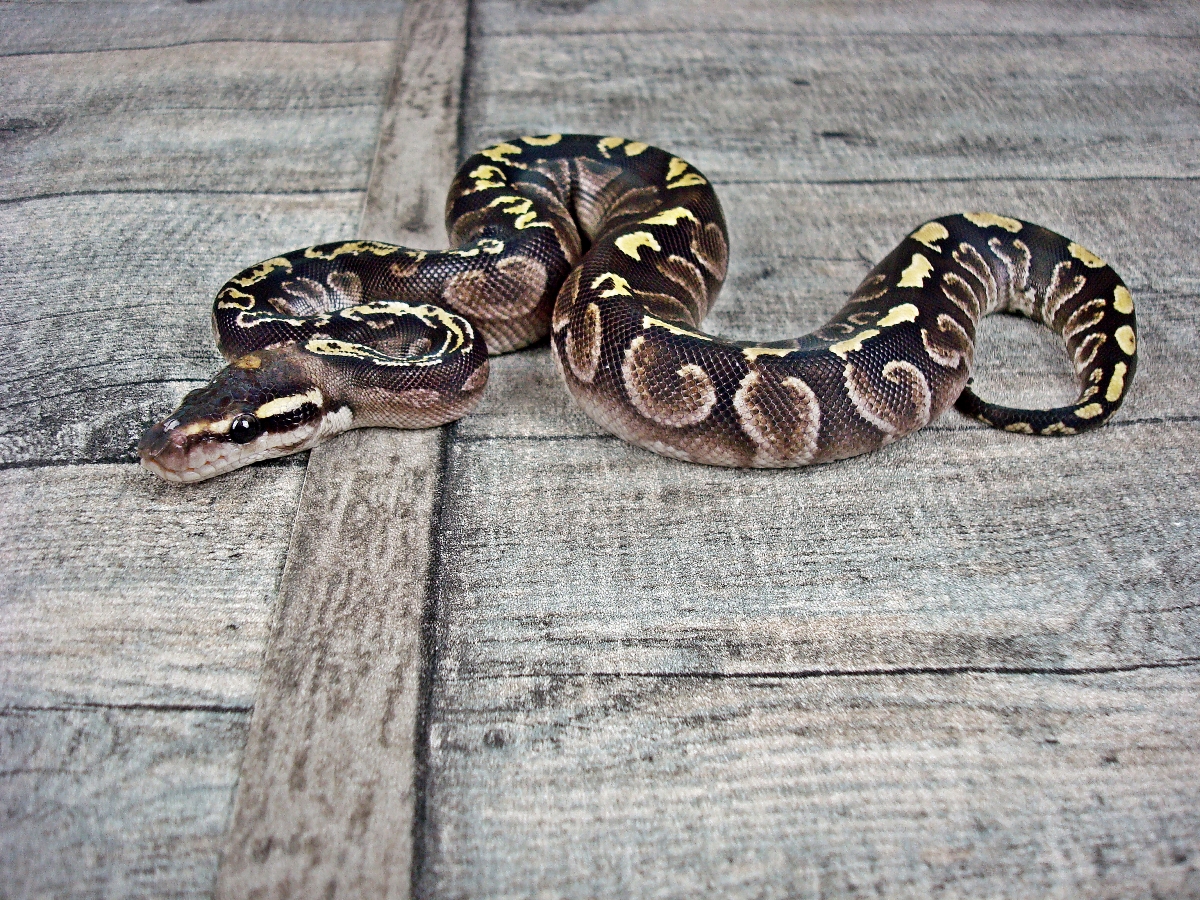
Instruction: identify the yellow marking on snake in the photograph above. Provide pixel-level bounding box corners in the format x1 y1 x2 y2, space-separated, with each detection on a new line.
487 195 553 230
468 164 507 190
742 347 794 360
1113 285 1134 314
404 250 428 261
469 165 505 180
304 241 396 261
963 212 1022 232
306 338 450 367
614 231 662 260
829 329 881 359
1105 362 1127 402
876 303 920 327
1068 242 1106 268
181 418 232 436
235 310 305 328
451 239 505 258
1041 423 1077 435
1115 325 1136 355
230 257 292 286
480 142 522 163
1005 422 1034 434
666 158 689 181
591 272 632 297
668 173 708 189
898 254 934 288
642 315 713 341
640 207 698 227
910 222 949 252
1090 368 1105 383
597 136 625 157
216 287 256 310
1075 403 1105 419
256 388 323 420
522 134 562 145
624 141 649 156
234 354 262 370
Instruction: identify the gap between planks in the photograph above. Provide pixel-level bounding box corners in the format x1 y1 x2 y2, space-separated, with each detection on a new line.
213 2 468 898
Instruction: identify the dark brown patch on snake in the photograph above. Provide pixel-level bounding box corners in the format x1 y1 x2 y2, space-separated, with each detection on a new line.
565 302 602 383
733 369 821 463
656 254 708 321
921 314 973 369
845 359 932 439
691 222 728 283
639 291 696 328
622 335 717 427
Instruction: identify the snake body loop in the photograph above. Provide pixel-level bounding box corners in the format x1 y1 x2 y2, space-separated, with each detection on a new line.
140 135 1137 482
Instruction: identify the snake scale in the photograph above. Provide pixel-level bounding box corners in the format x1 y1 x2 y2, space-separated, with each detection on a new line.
139 134 1138 482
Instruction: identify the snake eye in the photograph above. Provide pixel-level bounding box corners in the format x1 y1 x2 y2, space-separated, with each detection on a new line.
229 414 262 444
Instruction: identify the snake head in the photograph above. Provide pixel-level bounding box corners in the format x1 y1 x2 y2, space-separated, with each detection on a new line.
138 349 349 483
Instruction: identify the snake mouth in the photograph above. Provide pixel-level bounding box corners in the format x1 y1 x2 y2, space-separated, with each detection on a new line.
138 416 336 483
139 404 356 483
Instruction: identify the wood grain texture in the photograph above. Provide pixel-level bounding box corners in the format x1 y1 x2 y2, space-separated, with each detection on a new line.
412 1 1200 896
0 2 404 897
213 428 443 900
365 0 468 246
2 40 391 200
0 192 363 466
474 0 1200 37
419 669 1200 899
0 0 401 55
0 706 248 899
465 29 1200 183
214 1 467 896
0 463 304 708
433 423 1200 678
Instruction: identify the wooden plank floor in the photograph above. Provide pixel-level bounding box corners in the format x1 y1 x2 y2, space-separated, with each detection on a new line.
424 2 1200 898
2 1 1199 898
0 2 403 896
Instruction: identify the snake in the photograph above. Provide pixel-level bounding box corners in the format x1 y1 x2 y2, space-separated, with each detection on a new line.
139 134 1138 483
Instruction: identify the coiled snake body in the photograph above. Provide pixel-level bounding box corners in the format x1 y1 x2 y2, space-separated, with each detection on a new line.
140 135 1138 482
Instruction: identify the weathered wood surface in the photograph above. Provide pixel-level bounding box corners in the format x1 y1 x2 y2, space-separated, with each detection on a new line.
0 464 304 709
0 707 248 898
414 0 1200 897
214 2 465 897
0 2 403 897
422 669 1200 899
2 1 1199 898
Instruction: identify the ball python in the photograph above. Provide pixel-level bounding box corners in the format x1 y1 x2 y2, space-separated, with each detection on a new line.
139 134 1138 482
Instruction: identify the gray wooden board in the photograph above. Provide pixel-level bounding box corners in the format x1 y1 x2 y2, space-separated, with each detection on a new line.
418 668 1200 899
214 1 465 896
0 192 363 466
414 1 1200 897
0 1 405 897
465 14 1200 183
0 706 248 900
474 0 1200 38
431 423 1199 678
0 463 305 709
0 0 401 55
214 429 443 900
2 39 392 200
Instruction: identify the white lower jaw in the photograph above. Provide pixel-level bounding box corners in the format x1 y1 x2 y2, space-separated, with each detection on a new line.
143 407 353 483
